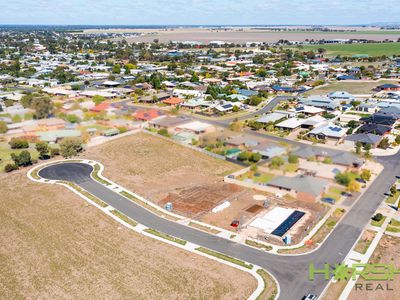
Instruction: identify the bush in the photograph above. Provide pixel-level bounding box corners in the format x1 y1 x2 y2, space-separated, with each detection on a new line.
372 213 383 222
335 172 352 186
360 169 371 181
270 156 285 169
9 138 29 149
4 163 18 173
288 154 299 164
0 121 7 134
11 150 32 166
60 137 83 158
50 147 60 157
249 153 261 163
157 128 169 137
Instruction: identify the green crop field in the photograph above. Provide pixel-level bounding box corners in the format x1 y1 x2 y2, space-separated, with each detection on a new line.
288 42 400 57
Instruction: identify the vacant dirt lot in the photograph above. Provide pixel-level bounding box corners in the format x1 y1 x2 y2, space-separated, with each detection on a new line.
348 235 400 300
0 170 256 299
85 132 240 213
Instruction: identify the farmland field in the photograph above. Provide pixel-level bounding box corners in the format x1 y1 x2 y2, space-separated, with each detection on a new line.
0 170 256 299
305 79 400 95
288 42 400 56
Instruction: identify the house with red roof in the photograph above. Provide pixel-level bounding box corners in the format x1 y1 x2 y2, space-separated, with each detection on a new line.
90 101 111 113
134 109 164 121
162 97 185 106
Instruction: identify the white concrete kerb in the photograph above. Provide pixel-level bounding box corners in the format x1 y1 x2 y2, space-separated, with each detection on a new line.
27 159 278 300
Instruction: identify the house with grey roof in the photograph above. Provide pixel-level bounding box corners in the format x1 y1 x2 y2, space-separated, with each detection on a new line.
256 111 288 124
291 147 364 168
299 95 341 110
328 91 355 101
267 175 330 202
344 133 382 148
250 143 286 159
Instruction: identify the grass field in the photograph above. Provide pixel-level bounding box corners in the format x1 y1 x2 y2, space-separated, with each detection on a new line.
289 42 400 56
0 170 256 299
0 143 39 172
305 79 400 95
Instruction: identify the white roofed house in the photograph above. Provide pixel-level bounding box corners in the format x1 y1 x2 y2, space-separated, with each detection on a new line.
307 122 346 141
275 118 304 131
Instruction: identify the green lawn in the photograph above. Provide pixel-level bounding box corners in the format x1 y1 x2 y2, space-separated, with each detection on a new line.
385 191 400 205
288 42 400 56
323 186 345 201
387 218 400 233
252 172 276 184
371 216 386 227
0 143 39 172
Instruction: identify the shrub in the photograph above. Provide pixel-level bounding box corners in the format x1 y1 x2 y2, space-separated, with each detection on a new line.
372 213 383 222
9 138 29 149
4 163 18 173
288 154 299 164
335 172 352 186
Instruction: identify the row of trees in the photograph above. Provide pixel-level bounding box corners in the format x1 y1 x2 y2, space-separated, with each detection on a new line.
4 138 84 173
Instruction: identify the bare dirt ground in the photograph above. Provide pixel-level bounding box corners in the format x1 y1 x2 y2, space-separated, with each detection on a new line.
83 27 400 43
85 132 240 213
159 183 243 218
347 235 400 300
0 170 256 299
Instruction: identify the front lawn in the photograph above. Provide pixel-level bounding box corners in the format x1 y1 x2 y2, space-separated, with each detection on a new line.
323 186 345 202
371 215 386 227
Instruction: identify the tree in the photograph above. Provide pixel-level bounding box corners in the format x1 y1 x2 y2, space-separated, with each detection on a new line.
360 169 371 182
237 151 251 161
0 121 7 134
363 143 371 158
4 163 18 173
9 138 29 149
35 141 49 159
347 180 360 192
288 154 299 164
390 185 397 195
250 153 261 163
92 95 106 105
250 164 258 173
378 137 390 149
11 150 32 166
335 172 351 186
395 135 400 144
60 137 83 158
270 157 285 169
50 147 60 157
372 213 383 222
355 142 362 155
31 96 53 119
112 64 121 74
66 114 80 123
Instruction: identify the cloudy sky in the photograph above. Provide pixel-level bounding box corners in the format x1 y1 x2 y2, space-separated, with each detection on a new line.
1 0 399 25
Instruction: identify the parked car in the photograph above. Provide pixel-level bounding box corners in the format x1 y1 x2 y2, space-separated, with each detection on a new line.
321 197 335 204
230 220 240 228
302 294 318 300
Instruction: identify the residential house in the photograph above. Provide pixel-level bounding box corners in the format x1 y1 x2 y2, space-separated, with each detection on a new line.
275 118 304 131
375 84 400 92
134 109 164 121
357 123 392 136
267 175 330 202
307 122 346 141
299 95 341 110
344 133 382 148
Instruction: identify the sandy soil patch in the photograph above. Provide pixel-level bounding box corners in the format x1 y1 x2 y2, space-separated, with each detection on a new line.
85 132 240 210
347 235 400 300
0 170 256 299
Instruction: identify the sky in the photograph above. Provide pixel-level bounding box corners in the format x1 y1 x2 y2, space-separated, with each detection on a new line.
1 0 400 25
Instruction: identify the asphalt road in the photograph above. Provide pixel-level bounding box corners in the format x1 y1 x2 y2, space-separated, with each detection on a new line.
38 152 400 300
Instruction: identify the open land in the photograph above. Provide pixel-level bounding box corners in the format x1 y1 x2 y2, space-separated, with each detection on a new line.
85 132 241 215
348 235 400 300
0 170 256 299
305 79 400 95
86 27 400 44
288 42 400 56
